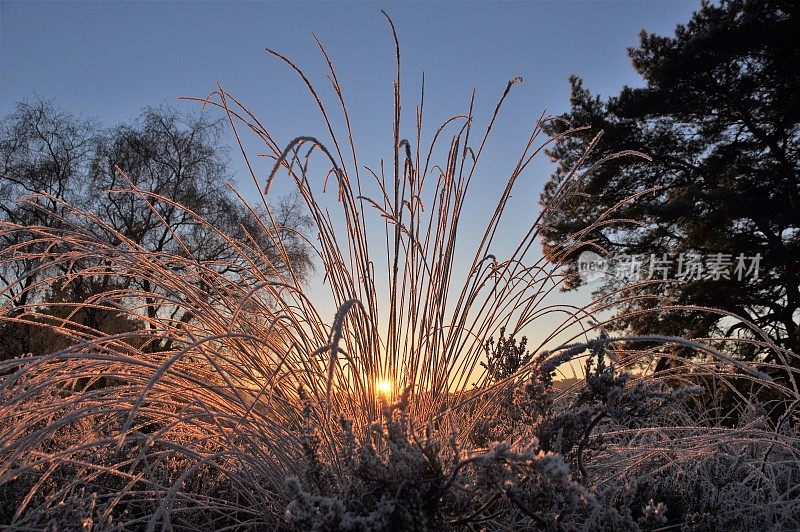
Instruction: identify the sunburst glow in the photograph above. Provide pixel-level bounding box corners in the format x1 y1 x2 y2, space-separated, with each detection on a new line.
375 379 393 398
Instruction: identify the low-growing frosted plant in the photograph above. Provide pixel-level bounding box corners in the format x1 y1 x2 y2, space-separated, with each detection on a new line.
481 327 532 384
285 386 675 531
469 328 533 446
286 389 454 530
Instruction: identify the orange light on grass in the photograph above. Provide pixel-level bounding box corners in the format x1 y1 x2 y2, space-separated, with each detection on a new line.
375 378 393 399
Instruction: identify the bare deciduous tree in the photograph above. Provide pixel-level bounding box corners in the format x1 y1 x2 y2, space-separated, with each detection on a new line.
0 100 312 357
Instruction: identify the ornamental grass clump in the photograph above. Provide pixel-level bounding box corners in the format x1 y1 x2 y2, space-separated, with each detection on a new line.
1 11 800 531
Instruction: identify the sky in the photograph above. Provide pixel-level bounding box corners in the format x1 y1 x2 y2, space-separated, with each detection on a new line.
1 0 701 363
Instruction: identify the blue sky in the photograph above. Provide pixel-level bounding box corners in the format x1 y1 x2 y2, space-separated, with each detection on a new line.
2 1 699 182
1 1 700 357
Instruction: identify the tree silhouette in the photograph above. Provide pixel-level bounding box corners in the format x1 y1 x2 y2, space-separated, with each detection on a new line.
540 0 800 367
0 100 312 357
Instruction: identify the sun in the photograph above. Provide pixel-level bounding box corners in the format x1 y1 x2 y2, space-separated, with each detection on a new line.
375 378 393 398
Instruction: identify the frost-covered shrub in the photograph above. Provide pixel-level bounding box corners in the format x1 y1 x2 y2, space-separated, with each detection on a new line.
474 332 701 474
285 390 457 530
610 406 800 530
470 327 532 447
533 336 702 464
286 379 674 531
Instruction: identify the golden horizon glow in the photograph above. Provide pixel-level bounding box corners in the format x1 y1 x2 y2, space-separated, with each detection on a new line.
375 378 393 398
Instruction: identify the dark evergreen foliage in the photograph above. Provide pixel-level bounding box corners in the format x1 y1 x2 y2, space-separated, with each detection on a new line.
541 0 800 363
